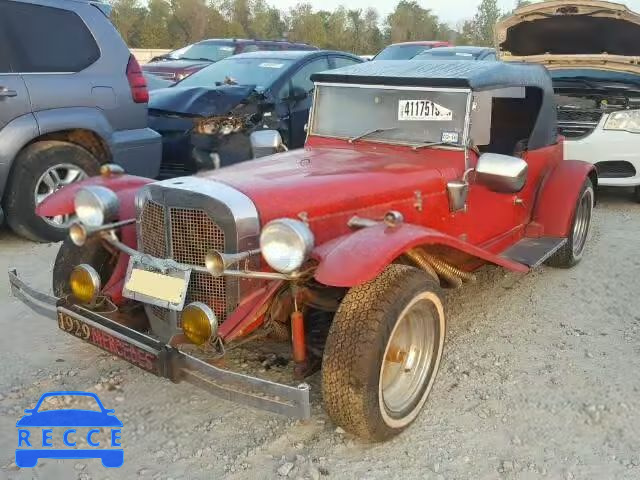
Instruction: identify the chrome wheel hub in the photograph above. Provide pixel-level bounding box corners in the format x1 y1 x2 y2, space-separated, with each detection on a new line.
572 187 593 257
34 164 87 227
380 294 440 419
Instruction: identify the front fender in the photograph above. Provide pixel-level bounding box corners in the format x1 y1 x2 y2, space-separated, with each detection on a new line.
36 174 152 220
531 160 597 238
313 223 529 288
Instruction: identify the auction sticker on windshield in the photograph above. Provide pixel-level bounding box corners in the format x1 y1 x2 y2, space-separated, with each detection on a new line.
398 100 453 121
259 63 284 69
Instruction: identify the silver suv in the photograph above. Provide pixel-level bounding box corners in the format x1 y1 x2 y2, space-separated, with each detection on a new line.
0 0 161 242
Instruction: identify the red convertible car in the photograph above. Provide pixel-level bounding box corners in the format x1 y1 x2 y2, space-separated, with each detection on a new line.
10 61 596 441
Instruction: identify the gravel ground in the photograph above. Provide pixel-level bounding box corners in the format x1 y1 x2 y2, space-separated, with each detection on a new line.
1 188 639 480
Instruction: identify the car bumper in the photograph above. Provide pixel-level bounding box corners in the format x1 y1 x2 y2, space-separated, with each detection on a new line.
8 269 311 420
111 128 162 179
564 125 640 187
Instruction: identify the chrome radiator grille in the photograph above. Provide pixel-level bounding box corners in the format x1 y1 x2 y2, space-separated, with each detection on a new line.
139 200 234 323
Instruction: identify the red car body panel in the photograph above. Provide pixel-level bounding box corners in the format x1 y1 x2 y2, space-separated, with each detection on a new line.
38 134 594 328
530 159 597 238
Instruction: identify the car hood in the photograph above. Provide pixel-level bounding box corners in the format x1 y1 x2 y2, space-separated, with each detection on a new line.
198 143 460 231
16 410 123 427
142 59 211 72
497 0 640 74
148 85 259 117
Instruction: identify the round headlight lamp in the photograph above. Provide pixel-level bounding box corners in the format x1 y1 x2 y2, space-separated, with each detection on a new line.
182 302 218 346
74 186 119 227
70 264 101 304
259 219 314 274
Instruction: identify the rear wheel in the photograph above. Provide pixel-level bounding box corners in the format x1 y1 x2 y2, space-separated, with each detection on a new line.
546 178 594 268
322 264 445 441
5 141 100 242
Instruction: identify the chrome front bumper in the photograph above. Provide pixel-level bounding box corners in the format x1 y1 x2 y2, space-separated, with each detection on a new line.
8 269 311 420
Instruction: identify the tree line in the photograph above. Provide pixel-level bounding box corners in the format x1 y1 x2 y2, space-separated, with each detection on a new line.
110 0 533 54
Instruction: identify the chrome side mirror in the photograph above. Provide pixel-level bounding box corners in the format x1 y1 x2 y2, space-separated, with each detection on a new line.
250 130 286 158
475 153 528 193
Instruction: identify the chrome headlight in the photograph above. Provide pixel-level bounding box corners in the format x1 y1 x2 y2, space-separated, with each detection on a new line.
259 219 314 274
604 109 640 133
74 186 119 227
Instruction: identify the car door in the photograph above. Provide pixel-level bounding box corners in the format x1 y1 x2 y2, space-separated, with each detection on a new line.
0 7 31 131
280 56 330 148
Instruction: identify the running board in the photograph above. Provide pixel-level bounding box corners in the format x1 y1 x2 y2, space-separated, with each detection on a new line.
500 237 567 268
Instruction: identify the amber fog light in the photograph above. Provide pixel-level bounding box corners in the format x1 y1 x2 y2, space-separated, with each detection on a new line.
182 302 218 346
70 264 101 304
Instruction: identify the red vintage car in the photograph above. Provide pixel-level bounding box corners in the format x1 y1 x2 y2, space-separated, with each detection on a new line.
10 60 596 441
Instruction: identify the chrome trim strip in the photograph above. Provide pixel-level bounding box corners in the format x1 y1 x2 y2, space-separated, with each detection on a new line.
147 177 261 253
8 269 59 319
314 82 472 93
531 238 568 268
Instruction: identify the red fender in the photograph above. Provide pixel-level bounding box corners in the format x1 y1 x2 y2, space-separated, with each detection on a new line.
36 174 151 305
530 160 597 238
313 223 529 288
36 174 152 218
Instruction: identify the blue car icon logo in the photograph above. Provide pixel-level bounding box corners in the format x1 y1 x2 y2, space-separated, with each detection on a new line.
16 391 123 468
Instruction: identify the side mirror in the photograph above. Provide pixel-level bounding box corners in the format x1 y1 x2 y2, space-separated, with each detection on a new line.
250 130 286 158
475 153 528 193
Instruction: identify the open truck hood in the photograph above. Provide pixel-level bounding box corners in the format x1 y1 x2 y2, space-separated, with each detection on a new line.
496 1 640 75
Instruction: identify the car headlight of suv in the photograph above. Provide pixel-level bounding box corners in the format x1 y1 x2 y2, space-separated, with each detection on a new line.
259 219 314 274
74 186 119 227
604 109 640 133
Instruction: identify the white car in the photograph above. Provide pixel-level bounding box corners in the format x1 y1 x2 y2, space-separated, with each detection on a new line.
497 0 640 202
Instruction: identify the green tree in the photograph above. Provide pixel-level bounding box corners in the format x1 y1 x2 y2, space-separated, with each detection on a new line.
110 0 147 47
287 3 328 47
138 0 171 48
459 0 502 46
385 1 441 44
167 0 209 46
251 0 286 39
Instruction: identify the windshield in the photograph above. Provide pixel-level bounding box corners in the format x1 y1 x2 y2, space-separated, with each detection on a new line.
311 84 469 147
176 57 294 89
375 45 433 60
170 41 236 62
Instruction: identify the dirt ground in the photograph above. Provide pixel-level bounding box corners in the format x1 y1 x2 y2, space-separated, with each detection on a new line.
1 188 639 480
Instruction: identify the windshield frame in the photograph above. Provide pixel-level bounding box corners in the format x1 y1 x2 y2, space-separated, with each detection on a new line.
309 82 473 154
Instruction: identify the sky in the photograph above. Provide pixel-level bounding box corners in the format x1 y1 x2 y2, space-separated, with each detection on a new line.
271 0 640 26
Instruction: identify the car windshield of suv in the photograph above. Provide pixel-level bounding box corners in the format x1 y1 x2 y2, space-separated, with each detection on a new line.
170 41 236 62
375 45 433 60
311 84 469 147
176 57 294 89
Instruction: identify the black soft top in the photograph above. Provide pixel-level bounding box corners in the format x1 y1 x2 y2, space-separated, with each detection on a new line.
312 59 551 90
312 60 557 149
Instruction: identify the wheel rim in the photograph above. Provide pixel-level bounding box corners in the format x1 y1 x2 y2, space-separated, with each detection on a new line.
34 164 87 227
572 187 593 257
379 292 444 427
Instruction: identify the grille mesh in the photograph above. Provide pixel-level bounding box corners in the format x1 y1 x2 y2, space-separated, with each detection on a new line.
139 201 233 325
557 109 603 123
140 201 166 258
169 207 230 322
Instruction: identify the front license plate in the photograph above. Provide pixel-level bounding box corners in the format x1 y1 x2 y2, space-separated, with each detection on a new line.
57 312 159 374
122 257 191 311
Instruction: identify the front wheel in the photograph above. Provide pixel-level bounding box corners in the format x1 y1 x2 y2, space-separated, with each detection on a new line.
546 178 594 268
4 140 100 242
322 264 445 441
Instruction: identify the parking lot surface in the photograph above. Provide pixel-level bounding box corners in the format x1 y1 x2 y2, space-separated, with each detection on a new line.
1 188 639 480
